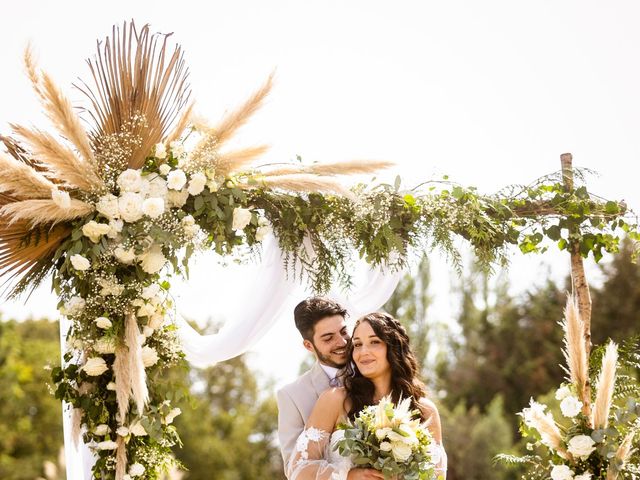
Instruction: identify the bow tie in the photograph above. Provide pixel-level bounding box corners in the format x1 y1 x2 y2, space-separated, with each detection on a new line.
329 376 341 387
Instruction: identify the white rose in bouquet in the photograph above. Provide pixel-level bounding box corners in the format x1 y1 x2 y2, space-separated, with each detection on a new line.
391 441 413 462
159 163 172 175
83 357 109 376
167 188 189 208
82 221 111 243
154 143 167 159
560 396 583 418
93 337 116 354
232 207 252 231
51 188 71 209
256 224 272 241
114 246 136 265
129 421 147 436
94 317 112 329
70 254 91 271
551 464 574 480
555 385 572 400
142 346 159 367
96 194 120 220
117 169 144 192
94 424 109 436
170 140 184 157
96 440 118 450
141 284 161 300
187 172 207 196
167 169 187 190
129 463 145 477
147 175 168 199
567 435 596 459
139 245 167 274
107 219 124 239
118 192 144 223
116 426 130 437
142 197 165 218
148 314 165 330
106 382 116 391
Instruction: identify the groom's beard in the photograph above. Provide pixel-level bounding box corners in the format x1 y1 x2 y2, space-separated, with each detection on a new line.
312 343 348 369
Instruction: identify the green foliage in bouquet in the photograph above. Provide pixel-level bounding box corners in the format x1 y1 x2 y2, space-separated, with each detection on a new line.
335 396 443 480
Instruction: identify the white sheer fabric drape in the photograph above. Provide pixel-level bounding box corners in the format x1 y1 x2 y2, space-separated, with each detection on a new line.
61 234 403 479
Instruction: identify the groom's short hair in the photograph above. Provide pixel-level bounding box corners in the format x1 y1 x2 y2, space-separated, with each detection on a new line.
294 297 347 341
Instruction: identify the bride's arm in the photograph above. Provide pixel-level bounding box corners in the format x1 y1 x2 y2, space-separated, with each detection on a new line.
286 388 383 480
418 398 447 479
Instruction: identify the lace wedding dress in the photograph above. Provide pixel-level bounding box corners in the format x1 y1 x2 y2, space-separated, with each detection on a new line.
286 428 447 480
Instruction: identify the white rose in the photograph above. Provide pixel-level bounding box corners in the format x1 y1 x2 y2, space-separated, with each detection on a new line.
83 357 109 376
142 346 159 367
129 463 145 477
51 188 71 209
70 254 91 271
143 326 154 337
188 172 207 196
232 207 252 231
94 337 116 354
555 386 572 400
390 441 413 462
154 143 167 159
114 246 136 265
148 314 165 330
575 474 592 480
141 284 161 300
147 175 168 199
182 215 195 227
139 245 167 274
379 441 392 452
107 219 124 239
170 141 184 157
165 407 182 424
167 188 189 208
551 464 574 480
94 424 109 436
95 317 112 329
136 302 156 318
159 164 171 175
568 435 596 459
62 296 85 316
560 396 583 418
142 197 165 218
106 382 117 391
256 224 272 242
167 169 187 190
118 192 144 223
96 194 120 220
129 421 147 436
116 426 129 437
82 221 111 243
96 440 118 450
117 169 143 192
375 427 392 440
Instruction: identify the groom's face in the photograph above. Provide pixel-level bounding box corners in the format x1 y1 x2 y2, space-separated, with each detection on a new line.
304 314 349 368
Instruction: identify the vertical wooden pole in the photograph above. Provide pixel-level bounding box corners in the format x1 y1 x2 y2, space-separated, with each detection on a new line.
560 153 593 421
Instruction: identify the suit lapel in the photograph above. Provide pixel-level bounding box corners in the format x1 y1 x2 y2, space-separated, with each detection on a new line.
309 362 330 397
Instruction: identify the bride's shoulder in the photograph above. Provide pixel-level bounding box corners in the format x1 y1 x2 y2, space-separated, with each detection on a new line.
308 388 347 427
318 386 347 405
416 397 440 418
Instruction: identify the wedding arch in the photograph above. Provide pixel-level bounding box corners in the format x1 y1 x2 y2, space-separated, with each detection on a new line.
0 22 637 480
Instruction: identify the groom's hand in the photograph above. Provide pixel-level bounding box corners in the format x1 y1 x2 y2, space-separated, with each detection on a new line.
347 468 385 479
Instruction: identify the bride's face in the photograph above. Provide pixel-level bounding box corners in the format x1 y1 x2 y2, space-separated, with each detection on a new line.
352 321 390 379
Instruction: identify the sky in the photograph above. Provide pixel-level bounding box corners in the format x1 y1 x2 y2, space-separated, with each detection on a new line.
1 1 639 388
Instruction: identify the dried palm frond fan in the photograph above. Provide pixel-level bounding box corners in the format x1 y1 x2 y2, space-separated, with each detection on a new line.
0 20 392 299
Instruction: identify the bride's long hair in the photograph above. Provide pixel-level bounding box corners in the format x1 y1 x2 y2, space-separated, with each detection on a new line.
342 312 428 421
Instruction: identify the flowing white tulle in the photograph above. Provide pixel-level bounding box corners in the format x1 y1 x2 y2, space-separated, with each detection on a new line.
62 234 403 479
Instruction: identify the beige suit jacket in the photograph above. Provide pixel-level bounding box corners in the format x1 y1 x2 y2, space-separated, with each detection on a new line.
277 362 331 470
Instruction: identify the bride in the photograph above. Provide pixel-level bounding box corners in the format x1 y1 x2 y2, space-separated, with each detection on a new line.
286 312 447 480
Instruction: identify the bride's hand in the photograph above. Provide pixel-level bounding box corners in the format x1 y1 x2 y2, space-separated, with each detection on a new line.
346 468 385 479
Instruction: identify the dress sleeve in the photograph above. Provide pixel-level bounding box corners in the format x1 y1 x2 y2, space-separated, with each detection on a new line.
430 442 447 479
285 428 350 480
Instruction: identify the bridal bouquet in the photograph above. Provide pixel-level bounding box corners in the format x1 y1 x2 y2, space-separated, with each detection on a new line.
334 396 443 480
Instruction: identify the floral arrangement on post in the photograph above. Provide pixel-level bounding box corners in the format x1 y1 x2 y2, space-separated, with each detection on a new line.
496 296 639 480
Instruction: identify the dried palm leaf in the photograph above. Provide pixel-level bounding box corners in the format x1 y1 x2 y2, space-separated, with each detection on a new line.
247 173 353 196
164 101 194 146
212 72 273 146
0 151 56 199
0 135 37 168
592 341 618 429
0 198 93 227
561 295 589 404
215 145 269 176
263 159 395 177
11 124 102 191
24 45 96 166
76 21 191 170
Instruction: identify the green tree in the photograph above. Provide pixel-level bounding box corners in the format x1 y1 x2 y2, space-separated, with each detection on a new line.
0 319 63 480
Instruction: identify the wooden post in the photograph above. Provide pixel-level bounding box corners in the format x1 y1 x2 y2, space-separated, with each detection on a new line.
560 153 593 421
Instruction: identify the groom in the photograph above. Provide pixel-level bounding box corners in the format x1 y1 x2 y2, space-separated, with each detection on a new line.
277 296 349 469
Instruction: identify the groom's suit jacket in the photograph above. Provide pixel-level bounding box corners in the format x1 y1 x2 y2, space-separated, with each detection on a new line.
276 362 331 470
